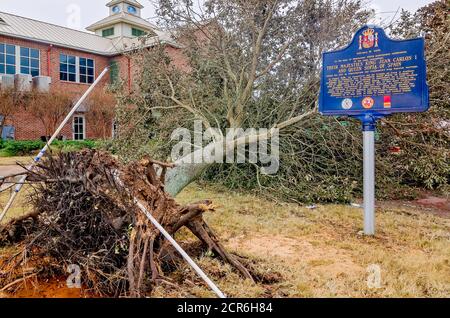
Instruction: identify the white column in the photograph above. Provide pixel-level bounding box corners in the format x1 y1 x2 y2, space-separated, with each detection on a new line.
15 45 20 74
76 56 80 83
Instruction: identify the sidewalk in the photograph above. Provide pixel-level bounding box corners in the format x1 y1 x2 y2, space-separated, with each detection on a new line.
0 165 27 178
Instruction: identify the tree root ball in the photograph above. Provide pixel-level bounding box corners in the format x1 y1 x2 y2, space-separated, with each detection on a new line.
0 150 253 297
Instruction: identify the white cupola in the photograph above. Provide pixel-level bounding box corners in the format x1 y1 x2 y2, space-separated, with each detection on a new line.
86 0 157 39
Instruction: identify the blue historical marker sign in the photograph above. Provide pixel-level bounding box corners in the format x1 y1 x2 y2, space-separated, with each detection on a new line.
319 25 429 236
319 25 429 119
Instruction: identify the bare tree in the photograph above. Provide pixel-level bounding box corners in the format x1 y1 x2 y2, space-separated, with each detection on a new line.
85 89 116 140
0 89 19 138
27 91 73 138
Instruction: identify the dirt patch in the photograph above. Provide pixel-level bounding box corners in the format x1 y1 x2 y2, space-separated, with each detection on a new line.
416 196 450 216
365 196 450 219
350 191 450 219
227 235 300 260
3 278 93 298
226 234 364 278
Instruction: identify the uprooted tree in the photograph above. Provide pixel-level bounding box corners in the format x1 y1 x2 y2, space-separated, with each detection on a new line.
1 0 447 298
114 0 448 202
0 150 257 297
113 0 373 199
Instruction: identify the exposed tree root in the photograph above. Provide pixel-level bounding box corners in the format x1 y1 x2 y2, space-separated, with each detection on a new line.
0 150 253 297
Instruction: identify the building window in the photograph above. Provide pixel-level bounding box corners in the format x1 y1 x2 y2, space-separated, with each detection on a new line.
127 6 137 15
79 58 94 84
102 27 114 37
132 28 146 37
60 54 76 82
0 43 16 75
20 47 40 77
60 54 95 84
112 5 121 14
1 126 15 140
73 115 85 140
110 61 119 84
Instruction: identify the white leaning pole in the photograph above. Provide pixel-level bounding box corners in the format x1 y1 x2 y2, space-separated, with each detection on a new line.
135 199 226 298
0 67 110 223
111 175 226 298
0 66 226 298
363 125 376 236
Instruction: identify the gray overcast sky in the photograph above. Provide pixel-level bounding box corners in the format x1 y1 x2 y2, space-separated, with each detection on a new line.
0 0 436 32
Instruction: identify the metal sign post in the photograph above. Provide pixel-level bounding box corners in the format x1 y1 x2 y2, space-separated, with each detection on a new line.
363 120 376 235
319 25 429 235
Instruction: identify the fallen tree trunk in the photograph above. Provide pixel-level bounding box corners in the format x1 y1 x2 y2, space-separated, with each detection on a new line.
164 110 316 197
0 150 253 297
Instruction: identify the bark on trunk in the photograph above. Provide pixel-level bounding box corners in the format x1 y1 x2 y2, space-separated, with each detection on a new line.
165 132 270 196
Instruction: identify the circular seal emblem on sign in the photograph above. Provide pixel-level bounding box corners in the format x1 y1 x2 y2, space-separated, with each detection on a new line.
341 98 353 110
362 97 375 109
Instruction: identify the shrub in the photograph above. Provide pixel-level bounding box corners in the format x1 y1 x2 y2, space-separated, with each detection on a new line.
0 140 101 157
0 140 45 156
52 140 99 152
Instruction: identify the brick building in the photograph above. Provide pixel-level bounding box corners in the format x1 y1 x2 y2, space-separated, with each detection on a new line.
0 0 183 141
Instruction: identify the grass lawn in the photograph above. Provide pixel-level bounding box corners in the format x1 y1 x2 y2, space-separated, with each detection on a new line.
0 188 31 224
0 156 33 166
0 156 33 223
1 157 449 298
171 185 449 298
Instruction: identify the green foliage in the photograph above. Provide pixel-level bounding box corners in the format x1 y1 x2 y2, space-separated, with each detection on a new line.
409 149 449 190
53 140 100 152
0 140 100 157
381 1 450 193
0 140 45 157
